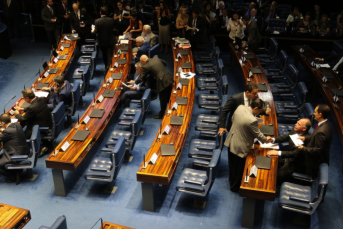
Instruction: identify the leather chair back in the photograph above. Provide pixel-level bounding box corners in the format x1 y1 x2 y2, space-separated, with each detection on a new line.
51 102 66 139
68 82 81 117
149 44 160 58
30 125 41 168
294 82 308 111
278 50 288 74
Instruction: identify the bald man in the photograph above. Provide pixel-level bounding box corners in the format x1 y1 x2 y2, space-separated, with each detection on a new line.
136 55 173 119
268 118 312 183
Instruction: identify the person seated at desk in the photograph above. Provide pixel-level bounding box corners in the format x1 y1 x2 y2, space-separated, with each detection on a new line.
296 14 314 34
315 52 343 74
316 14 331 36
0 114 30 183
141 25 156 47
267 118 312 184
13 89 52 157
123 13 143 38
42 75 72 110
286 7 303 27
132 36 150 63
122 62 152 107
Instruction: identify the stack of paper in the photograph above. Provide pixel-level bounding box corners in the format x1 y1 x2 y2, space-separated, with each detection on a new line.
180 72 195 79
289 134 304 146
34 91 49 98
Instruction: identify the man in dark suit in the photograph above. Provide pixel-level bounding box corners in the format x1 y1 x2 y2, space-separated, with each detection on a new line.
41 0 60 49
3 0 21 38
136 55 174 119
218 83 271 135
242 15 262 52
42 75 72 110
70 2 89 48
134 36 150 63
225 99 272 192
267 118 312 184
0 114 30 182
241 2 256 17
250 9 263 31
261 1 280 30
298 104 333 178
217 8 229 34
91 6 115 71
57 0 71 34
187 8 206 50
122 62 151 107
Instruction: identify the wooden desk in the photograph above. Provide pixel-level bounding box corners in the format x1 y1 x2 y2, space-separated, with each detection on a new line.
101 222 134 229
0 36 76 151
292 45 343 147
45 43 132 196
136 44 195 211
0 204 31 229
229 43 278 228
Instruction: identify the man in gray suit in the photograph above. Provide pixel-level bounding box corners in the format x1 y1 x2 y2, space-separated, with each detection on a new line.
242 15 261 52
225 98 272 192
136 55 174 119
141 25 156 47
0 114 30 182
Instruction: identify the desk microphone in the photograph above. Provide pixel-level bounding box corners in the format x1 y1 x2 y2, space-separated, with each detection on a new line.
90 218 104 229
4 95 17 113
23 74 39 89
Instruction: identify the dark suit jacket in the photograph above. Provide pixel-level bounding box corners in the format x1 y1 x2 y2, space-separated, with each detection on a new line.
188 16 207 45
302 121 333 169
3 0 20 19
246 19 262 52
135 41 150 63
41 5 58 31
135 56 174 93
93 16 115 47
16 97 52 138
217 15 229 34
262 8 280 22
48 80 72 110
69 9 89 34
57 2 71 27
251 16 263 31
275 129 309 172
0 123 30 166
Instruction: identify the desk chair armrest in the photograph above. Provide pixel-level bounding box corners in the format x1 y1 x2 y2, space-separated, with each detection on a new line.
283 105 298 109
269 76 284 79
201 119 218 124
205 86 219 91
277 85 291 88
90 167 110 172
284 114 299 119
268 68 281 72
197 146 215 151
279 93 294 97
292 172 313 182
289 196 310 203
184 179 203 185
10 155 29 161
204 78 217 82
193 159 210 167
131 100 140 104
39 127 50 132
200 130 217 137
91 51 97 59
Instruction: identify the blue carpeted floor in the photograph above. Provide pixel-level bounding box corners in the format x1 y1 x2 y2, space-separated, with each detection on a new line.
0 36 343 229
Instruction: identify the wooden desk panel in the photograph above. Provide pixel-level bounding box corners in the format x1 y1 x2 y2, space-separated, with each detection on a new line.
46 43 132 171
136 44 195 185
292 45 343 147
101 222 134 229
229 44 278 201
0 204 31 229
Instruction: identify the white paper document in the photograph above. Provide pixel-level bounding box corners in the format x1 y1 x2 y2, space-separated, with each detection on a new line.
180 72 195 79
120 39 129 44
289 134 304 146
11 119 18 123
318 64 331 68
34 91 49 98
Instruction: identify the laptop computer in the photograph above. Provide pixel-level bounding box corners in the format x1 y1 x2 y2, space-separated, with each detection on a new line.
62 43 71 48
260 124 274 135
52 50 67 60
170 116 184 125
103 90 115 98
179 78 189 86
42 61 59 74
160 144 176 156
250 67 262 74
71 130 90 141
180 50 189 55
37 83 50 90
331 88 343 97
321 72 335 79
117 59 127 65
255 156 271 170
244 53 254 59
176 97 188 105
120 46 129 51
90 109 105 118
111 73 122 80
257 84 268 92
181 62 192 69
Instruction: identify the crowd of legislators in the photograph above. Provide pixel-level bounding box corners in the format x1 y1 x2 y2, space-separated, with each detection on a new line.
1 1 343 42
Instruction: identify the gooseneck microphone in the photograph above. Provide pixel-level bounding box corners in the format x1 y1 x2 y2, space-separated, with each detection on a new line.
23 72 40 89
4 95 17 113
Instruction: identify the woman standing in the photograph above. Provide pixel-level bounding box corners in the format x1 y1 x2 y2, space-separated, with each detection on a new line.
227 12 245 43
123 13 143 38
158 1 171 53
175 7 189 38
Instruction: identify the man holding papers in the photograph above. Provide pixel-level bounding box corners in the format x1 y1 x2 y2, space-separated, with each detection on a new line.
267 118 311 184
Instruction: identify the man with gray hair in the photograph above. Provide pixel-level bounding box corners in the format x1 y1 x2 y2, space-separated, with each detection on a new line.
121 62 152 107
216 1 226 17
141 24 156 47
133 36 150 63
42 75 72 110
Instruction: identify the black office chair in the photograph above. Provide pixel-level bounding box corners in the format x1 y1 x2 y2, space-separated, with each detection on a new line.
72 65 90 96
66 82 81 124
269 64 299 95
279 163 328 215
264 50 288 78
257 38 279 64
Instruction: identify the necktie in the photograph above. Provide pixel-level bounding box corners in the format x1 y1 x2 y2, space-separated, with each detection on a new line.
75 11 79 20
7 0 11 7
193 19 196 28
49 6 53 15
333 56 343 71
314 124 318 130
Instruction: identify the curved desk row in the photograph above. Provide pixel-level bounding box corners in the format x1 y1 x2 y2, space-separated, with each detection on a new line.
292 45 343 147
229 43 278 228
1 36 77 151
136 42 195 211
0 203 31 229
45 42 132 196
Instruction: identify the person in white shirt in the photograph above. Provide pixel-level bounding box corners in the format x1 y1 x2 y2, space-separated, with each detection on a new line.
227 11 246 42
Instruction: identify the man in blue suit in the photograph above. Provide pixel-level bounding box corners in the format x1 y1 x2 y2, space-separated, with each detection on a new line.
134 36 150 63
